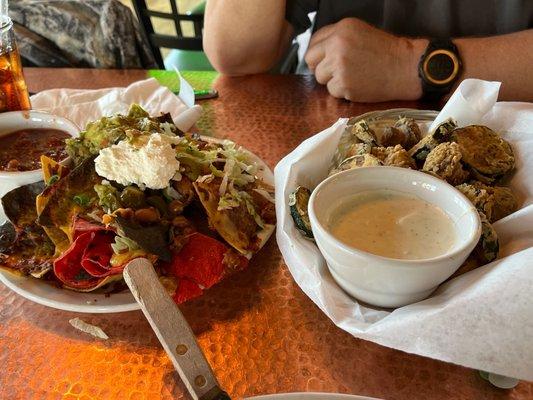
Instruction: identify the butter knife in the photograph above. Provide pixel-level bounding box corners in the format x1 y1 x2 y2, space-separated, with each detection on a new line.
123 258 230 400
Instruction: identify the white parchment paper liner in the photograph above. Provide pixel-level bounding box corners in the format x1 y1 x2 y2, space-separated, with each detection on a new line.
30 77 202 132
274 79 533 380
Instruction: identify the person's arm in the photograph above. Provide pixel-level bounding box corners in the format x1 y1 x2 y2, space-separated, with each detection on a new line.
305 18 533 102
453 31 533 101
203 0 294 75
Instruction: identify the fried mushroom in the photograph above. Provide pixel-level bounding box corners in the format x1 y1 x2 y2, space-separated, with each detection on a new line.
422 142 469 185
380 117 421 150
372 145 416 169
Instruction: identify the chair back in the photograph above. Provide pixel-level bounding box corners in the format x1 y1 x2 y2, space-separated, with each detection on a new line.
131 0 204 68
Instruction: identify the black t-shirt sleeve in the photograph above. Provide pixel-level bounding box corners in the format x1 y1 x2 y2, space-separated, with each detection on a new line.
285 0 319 35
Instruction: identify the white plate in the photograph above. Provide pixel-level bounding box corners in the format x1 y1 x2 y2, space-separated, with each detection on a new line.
0 137 274 313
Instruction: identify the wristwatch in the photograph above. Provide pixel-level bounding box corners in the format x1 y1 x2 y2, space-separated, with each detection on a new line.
418 39 462 102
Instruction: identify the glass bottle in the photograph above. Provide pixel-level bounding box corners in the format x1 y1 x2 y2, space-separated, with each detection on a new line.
0 0 31 112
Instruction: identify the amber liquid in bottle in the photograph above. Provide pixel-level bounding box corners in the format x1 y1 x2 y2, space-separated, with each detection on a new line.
0 43 30 112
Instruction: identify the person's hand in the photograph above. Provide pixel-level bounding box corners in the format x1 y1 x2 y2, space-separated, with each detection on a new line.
305 18 428 102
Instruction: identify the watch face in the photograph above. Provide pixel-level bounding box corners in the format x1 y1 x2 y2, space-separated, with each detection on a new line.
423 49 460 86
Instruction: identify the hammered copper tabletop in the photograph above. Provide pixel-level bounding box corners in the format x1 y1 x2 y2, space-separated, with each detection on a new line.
1 68 531 400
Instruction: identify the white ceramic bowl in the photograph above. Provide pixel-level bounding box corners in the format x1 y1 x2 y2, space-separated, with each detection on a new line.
0 111 79 221
308 166 481 308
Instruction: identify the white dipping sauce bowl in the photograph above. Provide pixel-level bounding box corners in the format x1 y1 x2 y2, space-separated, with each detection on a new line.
308 166 481 308
0 111 79 221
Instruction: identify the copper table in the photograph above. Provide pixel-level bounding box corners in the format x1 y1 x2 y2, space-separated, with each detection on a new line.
0 68 531 400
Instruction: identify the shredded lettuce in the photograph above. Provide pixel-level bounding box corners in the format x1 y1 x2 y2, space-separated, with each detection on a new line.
253 188 275 203
217 189 266 229
241 192 265 229
175 137 259 189
111 235 140 254
218 192 242 211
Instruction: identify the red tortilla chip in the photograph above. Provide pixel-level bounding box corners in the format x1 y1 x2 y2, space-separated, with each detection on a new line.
53 219 121 289
53 230 104 289
79 231 122 277
166 233 249 303
172 278 203 304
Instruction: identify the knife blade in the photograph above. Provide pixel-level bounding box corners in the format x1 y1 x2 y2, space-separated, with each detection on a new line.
123 258 230 400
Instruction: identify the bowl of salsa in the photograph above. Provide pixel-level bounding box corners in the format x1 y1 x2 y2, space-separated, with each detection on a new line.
0 110 79 218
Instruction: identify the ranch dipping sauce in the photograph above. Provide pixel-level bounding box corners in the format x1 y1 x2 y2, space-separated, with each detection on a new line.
329 189 456 260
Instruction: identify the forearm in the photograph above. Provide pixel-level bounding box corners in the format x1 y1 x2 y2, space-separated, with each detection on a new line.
407 30 533 101
203 0 293 75
455 30 533 101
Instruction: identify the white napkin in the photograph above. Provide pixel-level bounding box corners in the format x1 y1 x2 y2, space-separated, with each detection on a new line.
429 78 501 131
30 78 202 132
274 80 533 380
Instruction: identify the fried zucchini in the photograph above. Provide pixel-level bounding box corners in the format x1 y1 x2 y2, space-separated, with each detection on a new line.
408 119 457 164
289 186 313 238
475 212 499 263
490 186 517 221
456 182 494 222
458 181 517 222
451 125 515 177
351 120 378 146
329 154 383 176
345 142 373 158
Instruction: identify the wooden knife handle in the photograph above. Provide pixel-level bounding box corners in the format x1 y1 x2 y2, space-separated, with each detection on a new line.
123 258 230 400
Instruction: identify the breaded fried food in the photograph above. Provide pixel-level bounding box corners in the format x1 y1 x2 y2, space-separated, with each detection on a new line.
456 181 518 222
351 120 378 146
451 125 514 177
380 117 421 150
422 142 469 185
408 119 457 165
490 185 517 221
475 212 499 263
468 168 498 185
456 182 494 221
452 211 501 275
345 142 372 158
329 154 382 176
371 145 416 168
408 135 439 164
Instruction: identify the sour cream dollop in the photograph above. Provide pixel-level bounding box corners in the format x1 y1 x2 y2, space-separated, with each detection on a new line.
95 133 180 190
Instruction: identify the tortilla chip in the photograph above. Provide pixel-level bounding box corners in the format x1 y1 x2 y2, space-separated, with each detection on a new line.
38 156 99 243
193 180 274 257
